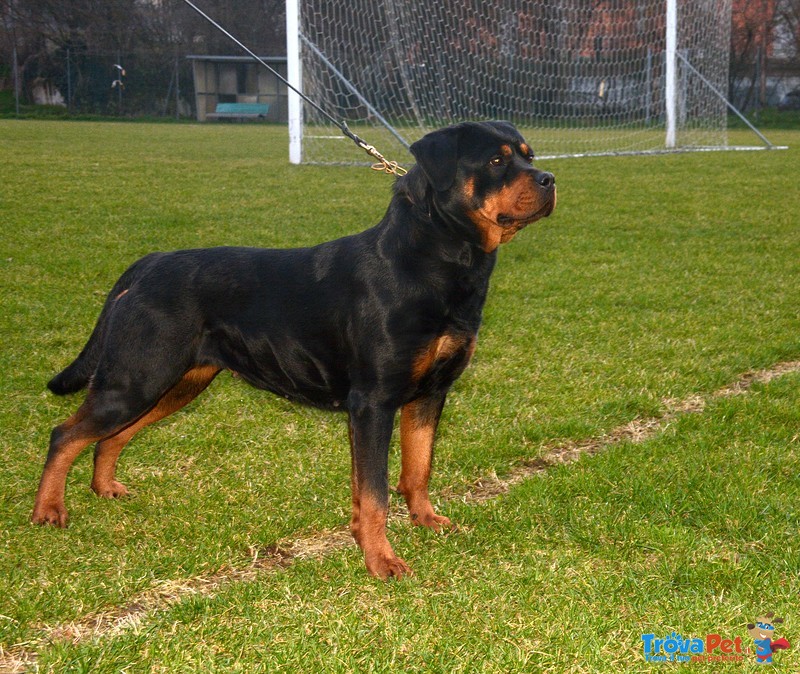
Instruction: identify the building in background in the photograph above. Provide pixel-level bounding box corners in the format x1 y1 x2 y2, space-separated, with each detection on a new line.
187 55 288 122
730 0 800 109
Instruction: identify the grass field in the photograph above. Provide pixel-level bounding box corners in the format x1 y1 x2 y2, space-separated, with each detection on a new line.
1 120 799 672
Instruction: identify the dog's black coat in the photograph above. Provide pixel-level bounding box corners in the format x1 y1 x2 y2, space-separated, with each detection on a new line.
54 221 490 411
36 121 556 578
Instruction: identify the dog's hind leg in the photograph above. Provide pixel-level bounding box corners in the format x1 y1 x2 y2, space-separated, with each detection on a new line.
397 391 453 532
31 401 106 527
32 389 137 528
32 363 220 527
91 365 221 499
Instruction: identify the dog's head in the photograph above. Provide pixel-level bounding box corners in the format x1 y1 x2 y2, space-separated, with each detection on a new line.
408 122 556 252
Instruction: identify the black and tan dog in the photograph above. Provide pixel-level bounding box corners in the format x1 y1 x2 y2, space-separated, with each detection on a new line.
32 121 556 578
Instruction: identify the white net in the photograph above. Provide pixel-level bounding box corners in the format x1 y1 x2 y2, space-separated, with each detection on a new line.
295 0 733 164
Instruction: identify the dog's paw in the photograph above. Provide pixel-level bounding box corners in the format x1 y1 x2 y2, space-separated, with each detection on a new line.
366 552 413 579
410 508 453 533
412 511 453 532
92 480 130 499
31 503 69 528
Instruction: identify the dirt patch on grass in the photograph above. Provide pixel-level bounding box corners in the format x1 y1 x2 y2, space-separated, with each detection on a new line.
3 361 799 671
457 361 800 504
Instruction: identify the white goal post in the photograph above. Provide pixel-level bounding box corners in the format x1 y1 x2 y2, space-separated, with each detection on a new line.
286 0 775 165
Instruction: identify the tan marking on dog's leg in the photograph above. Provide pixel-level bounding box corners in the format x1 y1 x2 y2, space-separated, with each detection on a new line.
91 365 221 498
354 491 411 579
32 405 102 527
397 400 452 532
348 416 411 579
91 432 134 499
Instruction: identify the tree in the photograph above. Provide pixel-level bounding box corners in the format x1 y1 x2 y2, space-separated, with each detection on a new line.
0 0 286 114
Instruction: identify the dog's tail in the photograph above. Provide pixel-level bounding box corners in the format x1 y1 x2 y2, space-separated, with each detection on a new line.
47 255 153 396
47 305 110 395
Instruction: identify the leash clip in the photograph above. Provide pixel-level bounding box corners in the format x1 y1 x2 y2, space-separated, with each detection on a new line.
342 122 408 177
371 159 408 177
361 143 408 177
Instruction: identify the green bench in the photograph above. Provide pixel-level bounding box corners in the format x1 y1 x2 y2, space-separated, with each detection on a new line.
208 102 270 120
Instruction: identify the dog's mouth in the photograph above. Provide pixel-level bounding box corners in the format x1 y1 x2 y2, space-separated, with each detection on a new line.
497 196 556 229
468 185 557 251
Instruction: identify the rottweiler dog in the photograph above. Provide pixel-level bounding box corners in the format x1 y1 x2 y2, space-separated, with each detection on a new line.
32 121 556 578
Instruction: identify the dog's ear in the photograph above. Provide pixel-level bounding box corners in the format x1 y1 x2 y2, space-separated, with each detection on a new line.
410 126 461 192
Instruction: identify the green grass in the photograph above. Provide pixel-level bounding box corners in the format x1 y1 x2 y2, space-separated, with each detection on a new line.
1 121 799 671
34 376 800 672
729 108 800 130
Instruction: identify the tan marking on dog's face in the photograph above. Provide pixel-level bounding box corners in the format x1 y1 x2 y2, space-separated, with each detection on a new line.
466 173 556 253
463 176 476 201
520 143 531 157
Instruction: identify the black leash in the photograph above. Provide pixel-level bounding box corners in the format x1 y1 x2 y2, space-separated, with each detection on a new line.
182 0 407 175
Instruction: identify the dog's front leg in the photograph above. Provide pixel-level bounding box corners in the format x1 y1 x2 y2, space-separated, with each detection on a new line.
397 391 453 532
347 394 411 579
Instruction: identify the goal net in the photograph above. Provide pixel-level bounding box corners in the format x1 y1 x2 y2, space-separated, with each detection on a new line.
290 0 740 164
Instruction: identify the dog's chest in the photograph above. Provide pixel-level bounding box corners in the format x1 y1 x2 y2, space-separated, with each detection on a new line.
407 276 488 392
402 327 476 402
412 331 476 382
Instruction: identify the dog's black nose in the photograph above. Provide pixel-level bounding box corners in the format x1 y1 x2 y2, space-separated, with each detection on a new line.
536 171 555 188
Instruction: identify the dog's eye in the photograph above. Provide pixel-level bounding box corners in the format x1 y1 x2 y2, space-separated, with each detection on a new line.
525 153 535 164
489 156 504 167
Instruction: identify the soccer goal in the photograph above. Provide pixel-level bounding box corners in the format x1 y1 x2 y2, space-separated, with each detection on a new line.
287 0 774 165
